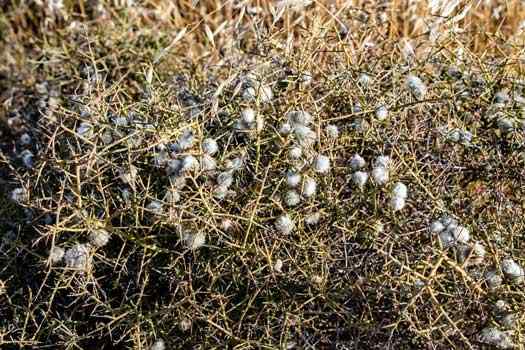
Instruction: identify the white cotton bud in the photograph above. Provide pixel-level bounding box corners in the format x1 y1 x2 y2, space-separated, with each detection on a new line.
242 86 256 101
226 157 244 171
284 190 301 207
88 229 110 247
485 269 503 289
302 177 317 198
150 339 166 350
352 171 368 188
286 171 302 188
429 220 445 233
10 188 27 203
392 182 408 199
358 73 371 87
174 129 194 151
478 327 515 349
147 200 163 214
76 122 93 138
181 155 199 172
497 118 514 133
287 110 313 126
375 105 389 121
275 215 295 235
217 171 234 188
184 231 206 250
502 258 524 282
279 122 293 136
313 154 331 173
390 196 406 211
350 154 366 170
406 74 428 99
371 166 389 185
112 116 129 127
325 124 339 138
305 212 321 225
119 166 138 185
294 125 316 147
19 133 31 145
21 150 34 168
213 185 229 199
200 154 217 171
241 108 256 125
374 155 391 169
452 225 470 244
202 138 218 155
289 146 302 159
439 230 455 247
49 246 65 264
64 243 91 269
273 259 283 273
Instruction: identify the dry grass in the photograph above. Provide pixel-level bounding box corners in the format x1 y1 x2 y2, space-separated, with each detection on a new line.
1 1 525 349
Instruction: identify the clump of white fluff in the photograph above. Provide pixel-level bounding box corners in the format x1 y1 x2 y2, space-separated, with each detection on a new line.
430 216 471 247
10 188 27 204
325 124 339 138
284 190 301 207
173 129 194 152
200 154 217 171
202 138 218 155
184 231 206 250
275 214 295 235
371 166 389 185
286 110 313 127
350 154 366 170
64 243 91 269
286 171 302 188
406 74 428 99
293 125 316 147
390 182 408 211
288 146 302 159
478 327 515 349
150 339 166 350
375 105 389 121
313 155 331 173
501 258 524 283
302 177 317 198
49 246 65 264
88 229 110 248
305 212 321 225
352 171 368 188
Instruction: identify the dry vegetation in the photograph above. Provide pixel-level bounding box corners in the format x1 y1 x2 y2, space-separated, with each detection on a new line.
1 0 525 349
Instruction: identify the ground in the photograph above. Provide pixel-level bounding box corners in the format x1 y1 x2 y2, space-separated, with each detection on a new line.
1 1 525 349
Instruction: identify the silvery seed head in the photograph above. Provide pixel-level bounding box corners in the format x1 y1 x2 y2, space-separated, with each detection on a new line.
497 117 514 133
478 327 514 349
150 339 166 350
300 71 313 86
289 146 302 159
76 122 93 138
485 269 503 289
313 154 331 173
430 220 445 233
164 188 180 203
371 166 389 185
406 74 428 99
20 150 34 169
275 214 295 235
284 190 301 207
174 129 194 152
279 122 293 136
10 188 27 203
305 212 321 225
358 73 371 87
439 230 455 247
325 124 339 138
350 154 366 170
375 105 389 121
392 182 408 199
374 155 391 169
184 231 206 250
287 110 313 126
241 108 256 125
501 258 524 282
49 246 65 264
147 200 163 214
452 225 470 244
213 185 229 199
19 133 31 145
294 125 316 147
200 154 217 171
181 155 199 172
202 138 218 155
302 177 317 198
273 259 284 273
352 171 368 188
390 196 406 211
64 243 91 269
226 157 244 171
217 171 234 188
286 171 302 188
119 165 138 185
88 229 110 248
